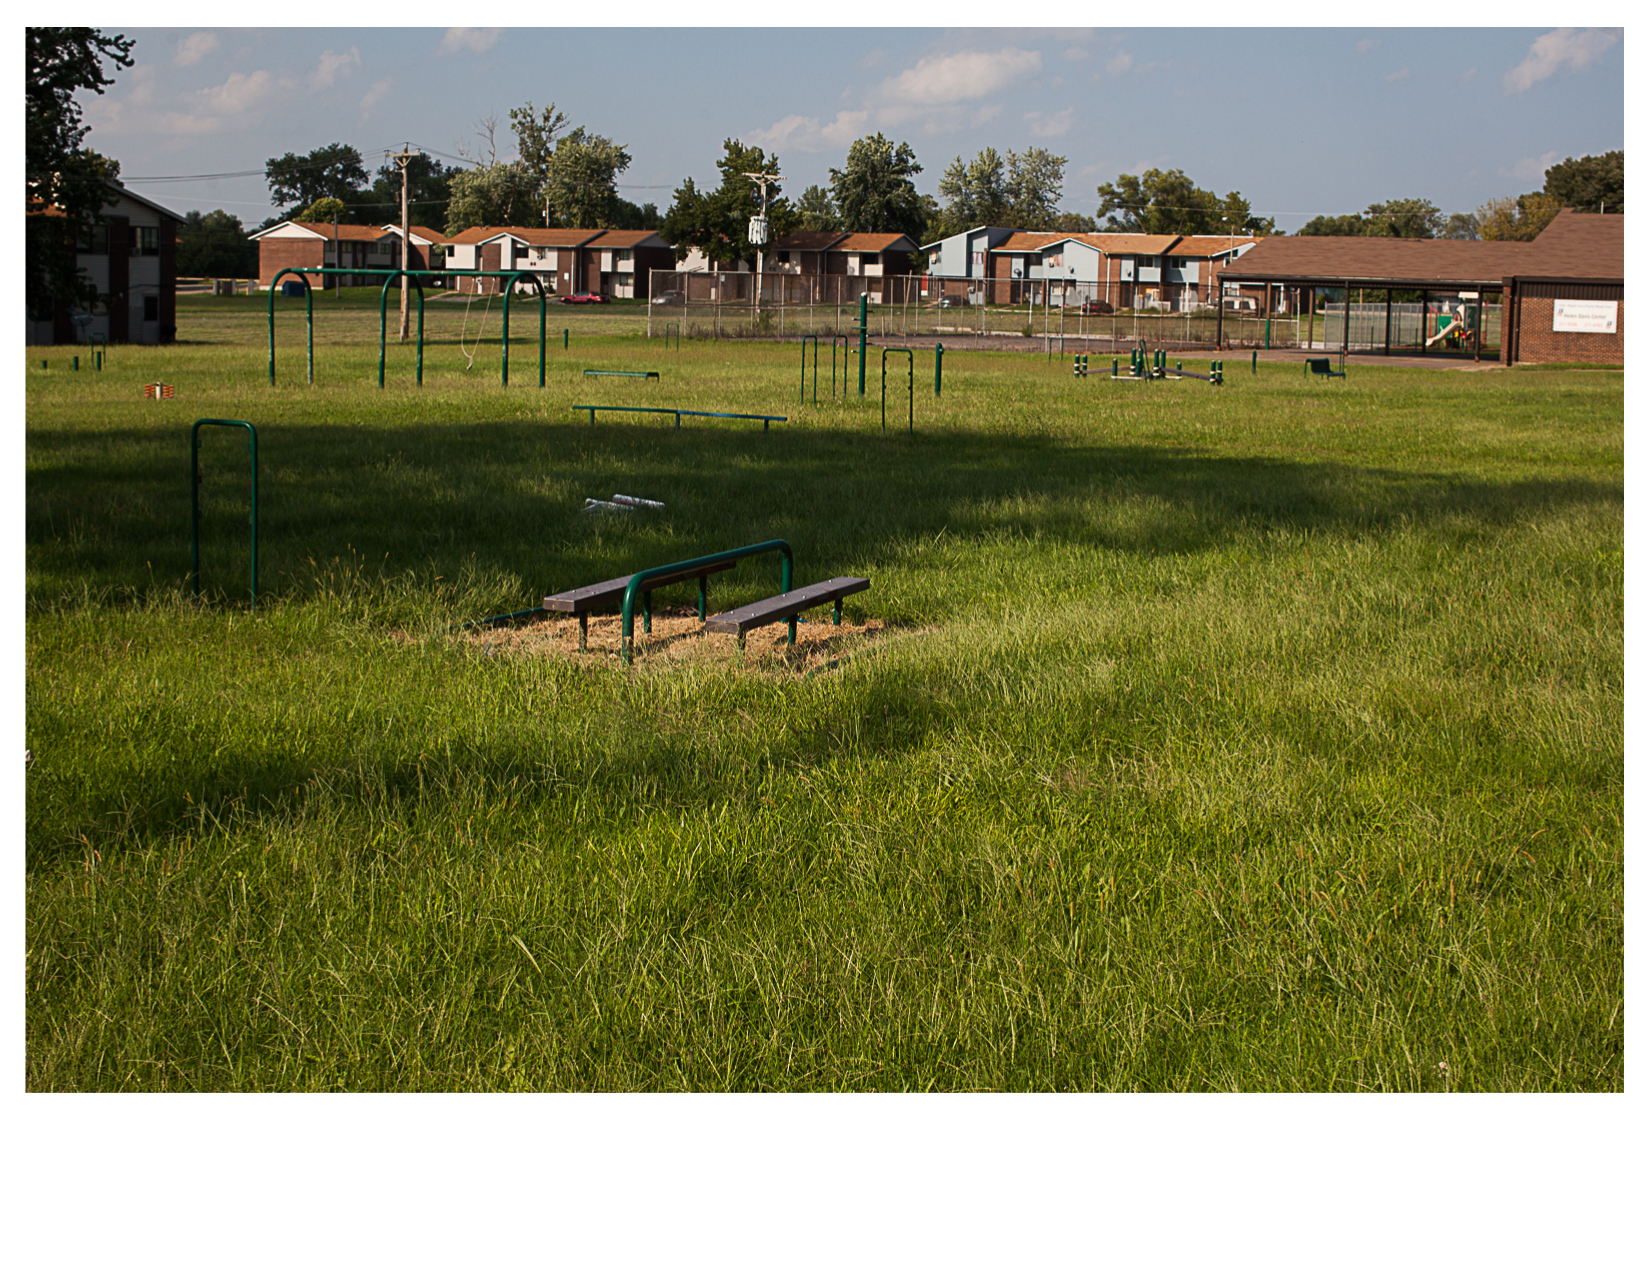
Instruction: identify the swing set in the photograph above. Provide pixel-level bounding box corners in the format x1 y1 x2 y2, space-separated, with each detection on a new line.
266 267 556 388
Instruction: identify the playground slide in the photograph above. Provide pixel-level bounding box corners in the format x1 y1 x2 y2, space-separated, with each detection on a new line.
1425 316 1465 347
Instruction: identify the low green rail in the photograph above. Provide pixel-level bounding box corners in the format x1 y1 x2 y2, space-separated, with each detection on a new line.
663 322 680 350
190 418 258 609
572 404 788 431
583 369 660 380
620 540 793 664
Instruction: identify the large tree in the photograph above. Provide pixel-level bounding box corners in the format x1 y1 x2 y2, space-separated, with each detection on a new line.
660 140 790 270
1006 147 1066 227
25 27 135 319
265 143 370 222
828 134 926 238
1542 150 1623 214
1096 168 1272 236
177 209 259 277
795 184 841 233
444 162 538 234
542 129 632 228
367 151 459 226
1475 193 1561 242
1298 198 1442 238
937 148 1011 229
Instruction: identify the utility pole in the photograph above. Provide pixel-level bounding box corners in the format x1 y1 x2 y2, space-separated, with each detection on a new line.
743 170 779 331
390 145 418 341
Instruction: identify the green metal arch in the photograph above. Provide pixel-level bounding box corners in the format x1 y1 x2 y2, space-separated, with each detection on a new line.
266 267 551 388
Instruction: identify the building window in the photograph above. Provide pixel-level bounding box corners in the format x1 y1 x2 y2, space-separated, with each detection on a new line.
130 225 159 256
862 254 878 269
76 222 109 254
142 294 158 321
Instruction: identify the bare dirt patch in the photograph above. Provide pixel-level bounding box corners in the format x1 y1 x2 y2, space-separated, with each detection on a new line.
457 605 896 674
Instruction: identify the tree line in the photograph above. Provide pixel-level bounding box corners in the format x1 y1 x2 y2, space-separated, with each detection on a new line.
27 28 1627 301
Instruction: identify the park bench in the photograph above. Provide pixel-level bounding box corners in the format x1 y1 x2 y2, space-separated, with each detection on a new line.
571 404 788 431
1305 358 1346 379
705 576 871 654
546 560 737 651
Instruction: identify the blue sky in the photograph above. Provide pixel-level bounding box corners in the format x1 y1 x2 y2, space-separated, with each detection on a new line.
80 21 1625 233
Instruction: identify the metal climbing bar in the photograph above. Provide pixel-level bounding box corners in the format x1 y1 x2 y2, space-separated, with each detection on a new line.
620 540 793 665
881 346 914 435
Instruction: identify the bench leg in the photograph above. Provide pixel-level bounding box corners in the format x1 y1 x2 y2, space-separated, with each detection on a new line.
736 631 745 666
833 597 842 626
643 590 652 635
697 575 707 621
578 612 588 653
788 616 796 646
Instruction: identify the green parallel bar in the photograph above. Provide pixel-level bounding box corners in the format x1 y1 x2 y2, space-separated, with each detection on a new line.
664 322 679 350
620 540 793 665
572 405 786 428
190 418 259 609
583 370 660 380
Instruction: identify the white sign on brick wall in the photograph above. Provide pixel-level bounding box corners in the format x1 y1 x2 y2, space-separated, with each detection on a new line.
1553 299 1618 333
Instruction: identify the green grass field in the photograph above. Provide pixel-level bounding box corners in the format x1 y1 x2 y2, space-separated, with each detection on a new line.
24 297 1623 1090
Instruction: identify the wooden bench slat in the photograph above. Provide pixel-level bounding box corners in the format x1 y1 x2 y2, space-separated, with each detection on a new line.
704 576 870 635
545 559 736 613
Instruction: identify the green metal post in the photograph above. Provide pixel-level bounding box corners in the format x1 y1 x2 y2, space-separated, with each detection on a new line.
934 342 943 396
857 293 867 397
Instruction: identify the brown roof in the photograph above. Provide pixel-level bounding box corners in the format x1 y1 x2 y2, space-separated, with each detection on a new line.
586 230 668 249
832 233 915 252
254 220 396 242
1520 209 1623 278
993 233 1068 253
1220 235 1535 286
993 233 1185 256
773 230 848 252
1071 233 1184 255
1172 235 1261 258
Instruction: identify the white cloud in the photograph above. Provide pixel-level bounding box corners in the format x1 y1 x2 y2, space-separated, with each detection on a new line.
859 48 886 70
873 46 1042 107
1105 52 1134 76
1356 39 1379 55
1461 67 1478 82
441 28 502 55
1024 107 1076 138
1062 47 1091 62
160 69 281 135
1504 28 1620 94
1501 149 1563 181
360 78 393 119
311 48 361 91
744 110 870 154
175 33 219 67
1386 68 1412 83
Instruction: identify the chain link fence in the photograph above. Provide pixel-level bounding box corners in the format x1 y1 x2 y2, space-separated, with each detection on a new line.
642 270 1501 358
646 270 1305 352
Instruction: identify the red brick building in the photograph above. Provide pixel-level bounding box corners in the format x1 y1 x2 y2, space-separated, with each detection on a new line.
250 220 404 289
1501 211 1623 365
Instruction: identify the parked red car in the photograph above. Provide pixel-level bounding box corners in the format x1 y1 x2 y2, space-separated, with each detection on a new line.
559 292 609 304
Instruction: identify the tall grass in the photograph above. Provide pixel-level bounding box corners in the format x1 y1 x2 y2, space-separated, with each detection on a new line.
25 319 1622 1090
